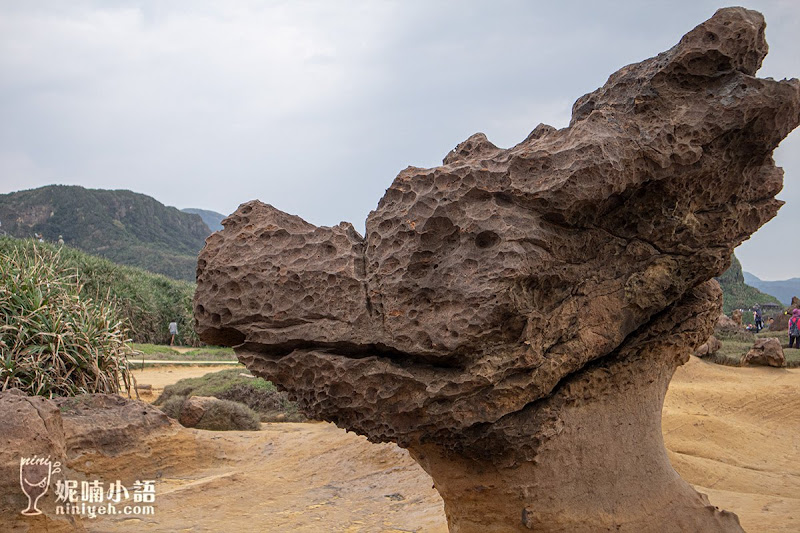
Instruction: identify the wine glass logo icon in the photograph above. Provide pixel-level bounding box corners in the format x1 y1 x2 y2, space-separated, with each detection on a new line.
19 456 60 516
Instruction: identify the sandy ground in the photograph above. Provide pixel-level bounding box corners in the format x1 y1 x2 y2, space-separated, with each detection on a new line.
91 357 798 532
130 364 237 402
663 357 799 532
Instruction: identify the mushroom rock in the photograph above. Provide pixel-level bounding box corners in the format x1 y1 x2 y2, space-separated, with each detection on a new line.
195 8 799 532
731 308 743 326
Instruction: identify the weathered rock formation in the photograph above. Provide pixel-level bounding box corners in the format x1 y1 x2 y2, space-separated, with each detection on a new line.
731 309 744 326
716 313 740 332
741 337 786 367
0 391 184 532
695 334 722 357
195 8 799 532
0 389 83 532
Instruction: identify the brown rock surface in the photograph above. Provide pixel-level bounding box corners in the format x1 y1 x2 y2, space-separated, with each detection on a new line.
741 337 786 367
716 313 740 331
695 334 722 357
0 391 192 532
731 309 743 326
0 390 83 533
175 395 260 430
195 7 800 532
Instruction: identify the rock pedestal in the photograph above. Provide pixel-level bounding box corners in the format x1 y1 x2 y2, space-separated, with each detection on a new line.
195 7 799 532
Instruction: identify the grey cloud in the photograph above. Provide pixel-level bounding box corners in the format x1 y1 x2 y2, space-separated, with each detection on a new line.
0 0 798 278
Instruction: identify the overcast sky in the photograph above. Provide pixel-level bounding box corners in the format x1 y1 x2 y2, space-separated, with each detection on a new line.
1 1 798 279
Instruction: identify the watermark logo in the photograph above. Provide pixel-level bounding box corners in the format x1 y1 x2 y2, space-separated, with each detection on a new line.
19 455 60 515
19 455 155 519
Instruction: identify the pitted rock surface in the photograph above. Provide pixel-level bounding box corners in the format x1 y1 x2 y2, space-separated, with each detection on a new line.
195 8 800 456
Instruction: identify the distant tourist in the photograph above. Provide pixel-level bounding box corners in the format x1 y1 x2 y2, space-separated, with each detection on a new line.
34 232 44 243
58 235 64 245
169 320 179 346
788 309 800 349
753 307 763 332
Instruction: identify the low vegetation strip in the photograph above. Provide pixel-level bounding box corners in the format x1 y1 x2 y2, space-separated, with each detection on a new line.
712 330 800 367
130 343 236 360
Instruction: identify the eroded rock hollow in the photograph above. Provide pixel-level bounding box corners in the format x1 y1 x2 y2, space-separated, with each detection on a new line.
195 8 799 532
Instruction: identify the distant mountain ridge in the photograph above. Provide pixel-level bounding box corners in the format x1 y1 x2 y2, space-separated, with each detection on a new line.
715 254 781 314
182 208 226 232
743 271 800 306
0 185 210 281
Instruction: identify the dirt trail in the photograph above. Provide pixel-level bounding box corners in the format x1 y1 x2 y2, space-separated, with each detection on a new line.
92 357 797 532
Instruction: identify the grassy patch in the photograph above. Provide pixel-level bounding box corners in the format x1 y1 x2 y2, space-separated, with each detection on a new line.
714 336 800 368
154 368 304 422
181 346 236 358
129 343 236 361
716 339 752 360
130 343 178 355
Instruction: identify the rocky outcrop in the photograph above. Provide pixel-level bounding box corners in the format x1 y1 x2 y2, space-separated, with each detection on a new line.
0 389 83 532
717 314 740 331
731 309 743 326
0 391 189 532
195 7 799 532
695 334 722 357
741 338 786 367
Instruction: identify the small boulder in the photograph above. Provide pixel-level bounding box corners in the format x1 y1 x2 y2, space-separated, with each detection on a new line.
741 338 786 367
731 309 743 326
178 396 217 428
716 314 739 331
177 396 261 431
694 335 722 357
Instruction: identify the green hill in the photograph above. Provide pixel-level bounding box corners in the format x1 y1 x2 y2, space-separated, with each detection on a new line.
742 271 800 305
0 236 197 345
182 208 226 232
715 254 781 315
0 185 209 281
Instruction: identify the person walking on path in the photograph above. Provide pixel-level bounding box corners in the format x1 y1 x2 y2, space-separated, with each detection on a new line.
169 320 179 346
754 306 763 332
788 309 800 348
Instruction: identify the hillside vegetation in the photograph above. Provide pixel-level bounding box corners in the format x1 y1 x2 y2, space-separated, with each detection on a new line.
715 254 781 315
0 185 209 280
742 271 800 305
182 208 226 232
0 237 197 346
0 240 133 396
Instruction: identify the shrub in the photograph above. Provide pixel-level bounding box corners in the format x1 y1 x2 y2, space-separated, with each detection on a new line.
0 241 133 396
154 368 304 421
0 237 197 346
193 398 261 431
158 395 187 419
217 383 305 422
